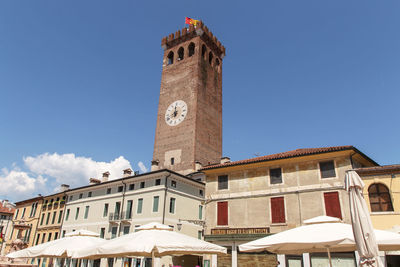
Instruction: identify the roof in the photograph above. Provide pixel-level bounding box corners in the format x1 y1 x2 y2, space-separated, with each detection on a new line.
201 146 378 170
355 164 400 176
0 202 15 215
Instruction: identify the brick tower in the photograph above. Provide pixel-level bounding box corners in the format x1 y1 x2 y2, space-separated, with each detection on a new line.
152 22 225 174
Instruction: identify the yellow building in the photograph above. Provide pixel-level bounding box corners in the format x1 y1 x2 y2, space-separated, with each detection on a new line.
5 196 43 254
201 146 377 267
356 164 400 231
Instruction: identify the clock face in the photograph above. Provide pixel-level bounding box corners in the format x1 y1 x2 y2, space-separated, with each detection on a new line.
165 100 188 126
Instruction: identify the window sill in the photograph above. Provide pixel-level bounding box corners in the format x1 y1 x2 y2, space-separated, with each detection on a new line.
371 211 400 215
270 223 287 226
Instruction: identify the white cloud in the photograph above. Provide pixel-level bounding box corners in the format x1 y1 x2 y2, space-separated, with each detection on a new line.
24 153 132 187
138 161 148 173
0 169 46 200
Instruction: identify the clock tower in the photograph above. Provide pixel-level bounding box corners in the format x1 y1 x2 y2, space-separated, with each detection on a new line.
152 21 225 174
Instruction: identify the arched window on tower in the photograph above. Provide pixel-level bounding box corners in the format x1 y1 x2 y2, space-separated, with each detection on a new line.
216 58 220 66
188 43 195 57
167 51 174 65
209 52 213 65
177 47 184 61
202 45 207 59
368 183 394 212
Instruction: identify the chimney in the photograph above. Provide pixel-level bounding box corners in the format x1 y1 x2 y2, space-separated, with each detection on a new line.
195 161 203 171
220 157 231 164
151 160 159 171
123 168 133 177
89 178 101 185
60 184 70 192
102 171 110 182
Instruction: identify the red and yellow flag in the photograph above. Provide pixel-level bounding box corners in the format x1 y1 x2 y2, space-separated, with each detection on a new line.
185 17 199 26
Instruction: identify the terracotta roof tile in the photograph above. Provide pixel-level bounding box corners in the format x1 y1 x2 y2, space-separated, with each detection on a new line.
355 164 400 175
0 202 15 215
201 145 371 170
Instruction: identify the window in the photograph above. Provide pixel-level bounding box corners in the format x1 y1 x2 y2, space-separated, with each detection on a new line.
324 192 342 219
30 203 35 217
126 200 133 219
65 209 70 221
217 202 228 226
208 52 213 65
62 230 66 238
155 179 161 186
271 197 285 223
88 192 92 197
84 206 89 219
69 196 73 201
54 232 58 240
177 47 184 60
140 182 145 188
199 205 203 220
199 189 204 196
111 227 117 239
100 228 105 239
40 214 45 225
137 199 143 214
201 45 206 58
270 168 282 184
103 203 109 217
188 42 195 57
171 180 176 188
46 213 50 225
79 193 83 199
48 233 52 242
58 211 63 224
218 175 228 190
171 157 175 165
169 198 176 214
41 233 46 243
216 58 220 66
368 183 394 212
114 202 121 217
167 51 174 65
320 161 336 178
35 234 40 245
153 196 159 212
75 208 80 220
52 211 56 224
123 226 130 235
107 188 112 194
198 230 202 240
14 209 19 219
21 208 26 218
118 186 123 192
129 184 135 190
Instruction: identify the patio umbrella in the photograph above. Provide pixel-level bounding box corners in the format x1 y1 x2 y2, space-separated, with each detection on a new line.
238 216 400 267
346 170 383 267
6 229 106 258
72 222 227 267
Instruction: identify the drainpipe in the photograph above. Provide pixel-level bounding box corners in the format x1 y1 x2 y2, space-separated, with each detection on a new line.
162 173 172 224
349 152 356 169
118 180 127 237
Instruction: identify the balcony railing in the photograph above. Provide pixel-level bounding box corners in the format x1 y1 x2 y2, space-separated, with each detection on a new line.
108 211 132 222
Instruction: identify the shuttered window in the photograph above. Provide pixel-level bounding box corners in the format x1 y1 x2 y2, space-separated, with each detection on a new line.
218 175 228 190
368 183 393 212
217 201 228 226
320 161 336 178
270 168 282 184
271 197 285 223
324 192 342 219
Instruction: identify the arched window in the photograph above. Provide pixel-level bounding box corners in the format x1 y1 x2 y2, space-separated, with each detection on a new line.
208 52 213 65
188 43 195 57
368 183 394 212
201 45 207 58
216 58 220 66
167 51 174 65
178 47 184 61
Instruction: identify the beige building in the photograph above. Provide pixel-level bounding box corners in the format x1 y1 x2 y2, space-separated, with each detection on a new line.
4 196 43 254
61 169 205 267
201 146 377 267
0 200 15 255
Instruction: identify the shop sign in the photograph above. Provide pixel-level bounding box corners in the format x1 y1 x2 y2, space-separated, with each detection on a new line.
211 227 269 235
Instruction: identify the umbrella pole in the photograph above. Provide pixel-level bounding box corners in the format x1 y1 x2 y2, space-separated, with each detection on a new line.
327 247 333 267
151 251 155 267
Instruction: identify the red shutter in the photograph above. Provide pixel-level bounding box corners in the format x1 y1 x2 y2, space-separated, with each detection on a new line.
271 197 285 223
217 202 228 226
324 192 342 219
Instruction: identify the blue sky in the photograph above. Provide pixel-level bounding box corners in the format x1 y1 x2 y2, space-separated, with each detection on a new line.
1 0 399 202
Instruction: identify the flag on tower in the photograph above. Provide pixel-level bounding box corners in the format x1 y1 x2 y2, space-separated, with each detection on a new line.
185 17 199 26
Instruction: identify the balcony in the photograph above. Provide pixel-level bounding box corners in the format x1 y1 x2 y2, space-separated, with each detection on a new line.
13 220 32 229
108 211 132 223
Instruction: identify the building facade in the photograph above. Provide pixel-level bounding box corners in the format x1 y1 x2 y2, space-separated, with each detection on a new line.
0 200 15 255
152 21 225 174
201 146 377 267
4 196 43 254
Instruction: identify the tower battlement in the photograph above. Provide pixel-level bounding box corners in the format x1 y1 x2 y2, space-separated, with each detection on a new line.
161 21 226 58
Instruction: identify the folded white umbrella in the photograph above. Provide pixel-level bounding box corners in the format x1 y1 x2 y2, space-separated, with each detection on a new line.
7 230 106 258
239 216 400 267
72 222 226 266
